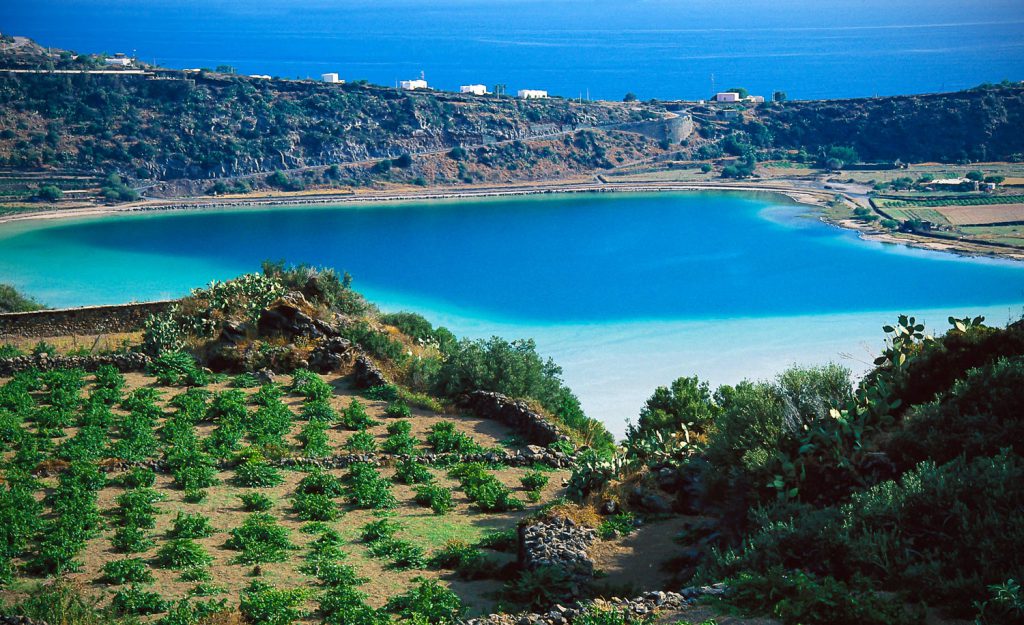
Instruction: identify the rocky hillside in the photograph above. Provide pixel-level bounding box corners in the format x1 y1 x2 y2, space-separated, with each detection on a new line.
0 37 662 183
751 83 1024 163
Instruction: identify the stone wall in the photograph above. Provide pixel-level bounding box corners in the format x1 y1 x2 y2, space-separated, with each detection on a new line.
0 300 174 339
352 354 391 388
519 516 597 577
0 351 151 376
608 115 694 144
460 391 565 446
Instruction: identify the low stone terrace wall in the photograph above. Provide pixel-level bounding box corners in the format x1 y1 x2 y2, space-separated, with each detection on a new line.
0 300 173 338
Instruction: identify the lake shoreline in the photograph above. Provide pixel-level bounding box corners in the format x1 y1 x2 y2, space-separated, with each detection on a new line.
2 179 1022 263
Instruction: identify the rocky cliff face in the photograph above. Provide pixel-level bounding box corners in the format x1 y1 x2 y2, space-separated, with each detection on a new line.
752 85 1024 162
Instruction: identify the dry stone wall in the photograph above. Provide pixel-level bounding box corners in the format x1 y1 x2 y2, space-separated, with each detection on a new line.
0 301 173 338
0 351 150 376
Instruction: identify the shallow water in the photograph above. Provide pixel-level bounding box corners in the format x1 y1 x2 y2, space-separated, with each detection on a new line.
1 191 1022 436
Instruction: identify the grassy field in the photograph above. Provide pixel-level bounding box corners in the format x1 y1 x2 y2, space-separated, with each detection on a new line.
0 367 573 621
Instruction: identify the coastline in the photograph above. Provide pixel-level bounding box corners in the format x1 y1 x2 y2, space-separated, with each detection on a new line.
2 178 1021 263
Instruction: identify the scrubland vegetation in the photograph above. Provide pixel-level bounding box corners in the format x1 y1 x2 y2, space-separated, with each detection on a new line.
1 264 1021 625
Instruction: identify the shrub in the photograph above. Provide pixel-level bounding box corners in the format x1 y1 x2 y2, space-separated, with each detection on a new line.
290 369 333 401
148 351 209 386
111 584 168 615
233 449 284 487
394 458 433 485
112 526 154 553
345 462 397 509
502 566 576 610
520 470 549 500
427 422 481 453
99 557 154 584
385 577 465 623
477 528 518 552
598 513 636 540
291 492 339 521
301 399 338 423
361 518 402 543
575 606 655 625
384 401 411 419
297 470 345 497
427 540 484 571
726 567 920 625
239 580 310 625
346 430 379 452
225 512 294 563
370 539 426 570
239 492 274 511
382 420 419 454
450 463 523 512
342 399 377 430
153 539 213 569
168 512 215 539
414 483 455 514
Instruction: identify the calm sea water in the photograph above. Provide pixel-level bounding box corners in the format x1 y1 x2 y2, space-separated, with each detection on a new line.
2 0 1023 100
1 192 1022 436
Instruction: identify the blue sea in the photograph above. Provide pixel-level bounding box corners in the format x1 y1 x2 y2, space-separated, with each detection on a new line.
2 0 1023 100
1 192 1022 436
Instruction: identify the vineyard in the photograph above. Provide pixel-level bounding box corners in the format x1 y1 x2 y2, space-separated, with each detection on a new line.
0 365 573 623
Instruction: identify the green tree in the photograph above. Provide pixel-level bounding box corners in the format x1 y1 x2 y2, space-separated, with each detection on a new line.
623 92 638 102
35 184 63 201
772 91 787 102
726 87 750 99
966 170 985 182
629 376 720 438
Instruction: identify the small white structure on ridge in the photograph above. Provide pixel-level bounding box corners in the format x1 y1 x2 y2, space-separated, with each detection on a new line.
321 73 341 83
713 92 741 103
517 89 548 99
104 53 132 67
745 95 765 103
460 84 488 95
400 78 429 90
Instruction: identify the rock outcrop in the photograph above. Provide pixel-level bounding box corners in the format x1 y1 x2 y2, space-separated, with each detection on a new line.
461 391 565 447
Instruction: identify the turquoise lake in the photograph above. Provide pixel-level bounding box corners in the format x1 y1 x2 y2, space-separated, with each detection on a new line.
1 191 1023 436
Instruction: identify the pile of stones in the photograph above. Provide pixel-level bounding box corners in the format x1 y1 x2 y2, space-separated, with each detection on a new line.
520 516 597 577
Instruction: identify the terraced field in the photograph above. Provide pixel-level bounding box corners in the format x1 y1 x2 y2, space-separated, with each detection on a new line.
0 366 571 622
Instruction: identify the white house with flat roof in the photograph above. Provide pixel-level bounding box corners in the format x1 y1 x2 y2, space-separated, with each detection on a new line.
517 89 548 99
104 53 132 67
714 92 741 102
460 84 487 95
321 73 341 83
745 95 765 103
400 78 429 90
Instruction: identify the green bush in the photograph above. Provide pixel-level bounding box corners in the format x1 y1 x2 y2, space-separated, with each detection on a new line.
239 580 310 625
111 525 154 553
153 539 213 569
726 567 920 625
520 470 549 501
598 512 637 540
239 492 274 512
342 399 377 430
382 420 419 454
394 458 433 485
297 470 345 497
233 449 284 487
345 430 379 452
111 584 168 615
99 557 154 584
426 422 481 453
385 577 465 623
450 463 523 512
345 462 397 509
148 351 209 386
414 483 455 514
501 566 575 610
291 492 339 521
301 399 338 423
290 369 333 401
225 512 294 563
168 512 215 539
384 400 411 419
575 606 655 625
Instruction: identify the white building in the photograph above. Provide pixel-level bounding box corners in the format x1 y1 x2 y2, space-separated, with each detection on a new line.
745 95 765 103
248 74 271 80
713 92 741 103
460 84 487 95
400 79 429 90
104 53 132 67
321 73 341 84
517 89 548 99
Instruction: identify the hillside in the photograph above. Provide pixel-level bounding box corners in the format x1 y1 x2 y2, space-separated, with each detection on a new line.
0 36 668 192
750 83 1024 163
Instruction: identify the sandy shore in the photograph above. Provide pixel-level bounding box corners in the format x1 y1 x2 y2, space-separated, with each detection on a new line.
2 179 1021 262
